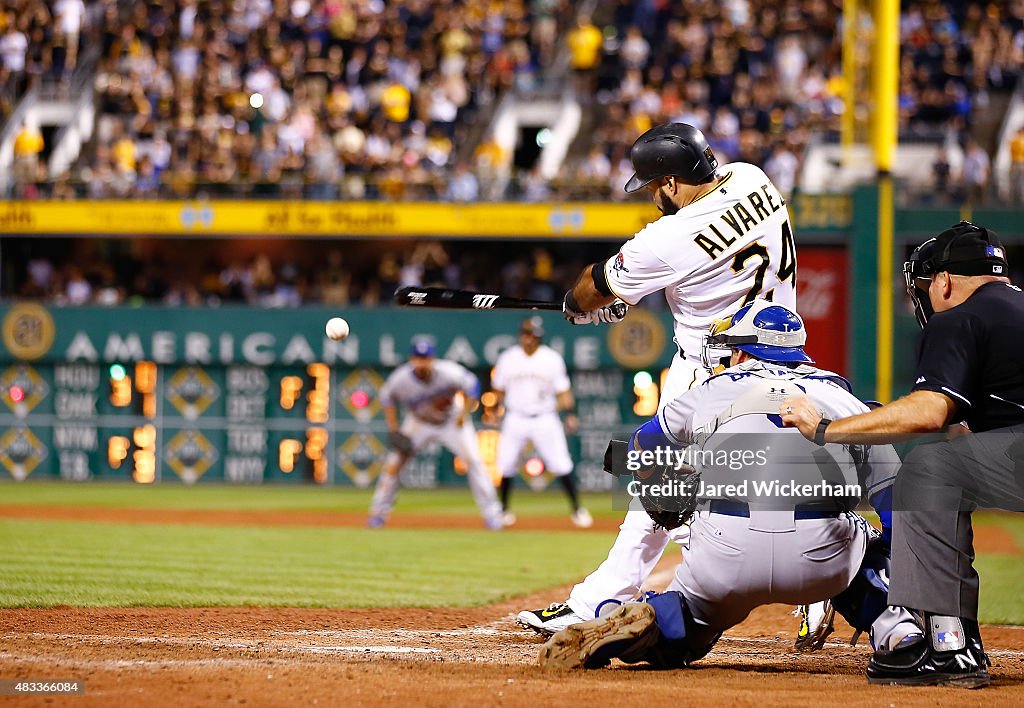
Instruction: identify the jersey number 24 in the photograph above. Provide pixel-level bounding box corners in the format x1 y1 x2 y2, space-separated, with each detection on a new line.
730 221 797 305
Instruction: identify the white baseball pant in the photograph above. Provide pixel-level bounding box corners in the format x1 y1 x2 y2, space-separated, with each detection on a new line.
497 411 574 477
567 355 705 618
667 510 918 653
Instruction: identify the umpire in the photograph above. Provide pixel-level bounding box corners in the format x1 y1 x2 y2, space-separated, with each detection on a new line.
781 221 1024 688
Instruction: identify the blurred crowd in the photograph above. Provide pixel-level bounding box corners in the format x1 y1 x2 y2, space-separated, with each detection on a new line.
11 237 1023 308
9 240 598 308
11 0 572 200
2 0 1022 203
0 0 97 119
550 0 1023 202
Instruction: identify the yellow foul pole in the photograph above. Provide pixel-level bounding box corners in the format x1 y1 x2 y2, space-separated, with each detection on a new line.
872 0 898 403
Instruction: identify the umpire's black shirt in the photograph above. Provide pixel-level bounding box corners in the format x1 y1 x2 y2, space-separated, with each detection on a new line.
912 281 1024 432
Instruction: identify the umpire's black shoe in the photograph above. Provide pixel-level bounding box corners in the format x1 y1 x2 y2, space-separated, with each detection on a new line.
866 614 990 688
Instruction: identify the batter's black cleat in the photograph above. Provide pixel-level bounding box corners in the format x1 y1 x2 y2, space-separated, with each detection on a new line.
537 602 661 669
866 614 991 688
517 602 583 636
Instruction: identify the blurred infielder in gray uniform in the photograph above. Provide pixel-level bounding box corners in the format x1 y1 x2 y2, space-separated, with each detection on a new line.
368 338 503 530
492 317 592 528
539 301 920 669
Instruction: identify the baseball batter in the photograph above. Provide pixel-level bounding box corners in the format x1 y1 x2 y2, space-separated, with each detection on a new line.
492 317 592 528
538 301 920 669
368 338 503 530
521 122 806 636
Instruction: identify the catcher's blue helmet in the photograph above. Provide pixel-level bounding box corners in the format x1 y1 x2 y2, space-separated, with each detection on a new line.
705 299 813 364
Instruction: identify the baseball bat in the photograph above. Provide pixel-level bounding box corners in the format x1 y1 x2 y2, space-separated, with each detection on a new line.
393 286 561 311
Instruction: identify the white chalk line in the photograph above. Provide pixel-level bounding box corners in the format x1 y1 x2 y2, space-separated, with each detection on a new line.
3 626 1023 670
2 632 446 654
279 627 515 638
304 646 438 655
9 628 1024 657
0 652 281 670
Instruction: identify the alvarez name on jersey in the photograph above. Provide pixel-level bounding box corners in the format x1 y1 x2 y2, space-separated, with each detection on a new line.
604 162 797 363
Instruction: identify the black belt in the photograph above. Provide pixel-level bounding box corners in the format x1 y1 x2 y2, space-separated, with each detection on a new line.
707 499 843 520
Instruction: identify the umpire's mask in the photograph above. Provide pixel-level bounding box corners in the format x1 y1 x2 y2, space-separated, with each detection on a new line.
903 221 1008 328
904 238 938 329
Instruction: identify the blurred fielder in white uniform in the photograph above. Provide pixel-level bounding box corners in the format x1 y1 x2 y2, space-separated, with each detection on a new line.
492 317 592 528
520 122 829 648
368 338 503 530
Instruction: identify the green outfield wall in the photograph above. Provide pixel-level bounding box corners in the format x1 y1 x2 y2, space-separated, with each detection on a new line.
0 304 676 490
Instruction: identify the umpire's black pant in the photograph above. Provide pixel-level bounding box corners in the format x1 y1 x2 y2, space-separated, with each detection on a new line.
888 424 1024 620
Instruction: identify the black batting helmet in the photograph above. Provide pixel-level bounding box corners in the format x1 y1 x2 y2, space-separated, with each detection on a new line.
624 123 719 193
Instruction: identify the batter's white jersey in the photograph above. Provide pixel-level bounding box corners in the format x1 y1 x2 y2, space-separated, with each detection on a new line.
491 344 570 416
379 360 478 424
604 162 797 363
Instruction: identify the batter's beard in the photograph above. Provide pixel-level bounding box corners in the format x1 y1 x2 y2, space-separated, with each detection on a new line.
655 191 679 215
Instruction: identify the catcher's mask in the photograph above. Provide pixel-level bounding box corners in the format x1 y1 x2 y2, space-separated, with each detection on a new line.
903 221 1007 329
701 299 813 369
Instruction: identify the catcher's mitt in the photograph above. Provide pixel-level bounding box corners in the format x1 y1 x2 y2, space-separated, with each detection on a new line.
633 459 701 530
602 439 699 530
387 431 415 455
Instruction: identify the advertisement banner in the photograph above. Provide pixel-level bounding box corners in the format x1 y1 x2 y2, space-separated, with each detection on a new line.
0 201 661 238
0 305 675 489
796 246 849 375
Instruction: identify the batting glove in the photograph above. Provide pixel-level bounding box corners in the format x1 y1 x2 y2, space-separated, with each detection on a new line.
593 300 628 324
562 289 594 325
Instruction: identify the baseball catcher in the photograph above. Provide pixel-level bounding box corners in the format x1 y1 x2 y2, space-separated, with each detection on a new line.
539 300 920 669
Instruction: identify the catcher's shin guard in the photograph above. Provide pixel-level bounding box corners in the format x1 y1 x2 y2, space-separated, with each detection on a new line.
830 528 889 643
537 591 718 669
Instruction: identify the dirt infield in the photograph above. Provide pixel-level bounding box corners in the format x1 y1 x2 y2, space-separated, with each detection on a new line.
2 592 1024 706
2 507 1022 705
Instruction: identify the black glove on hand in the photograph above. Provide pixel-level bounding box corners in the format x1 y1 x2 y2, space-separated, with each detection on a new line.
387 431 415 455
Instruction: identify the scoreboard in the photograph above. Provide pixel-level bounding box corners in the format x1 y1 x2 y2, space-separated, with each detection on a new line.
0 304 675 491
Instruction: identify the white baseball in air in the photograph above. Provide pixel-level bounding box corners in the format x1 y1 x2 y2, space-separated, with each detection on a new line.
325 317 350 341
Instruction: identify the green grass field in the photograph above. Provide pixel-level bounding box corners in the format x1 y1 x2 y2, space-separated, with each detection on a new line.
0 483 615 608
0 483 1021 623
973 513 1024 625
